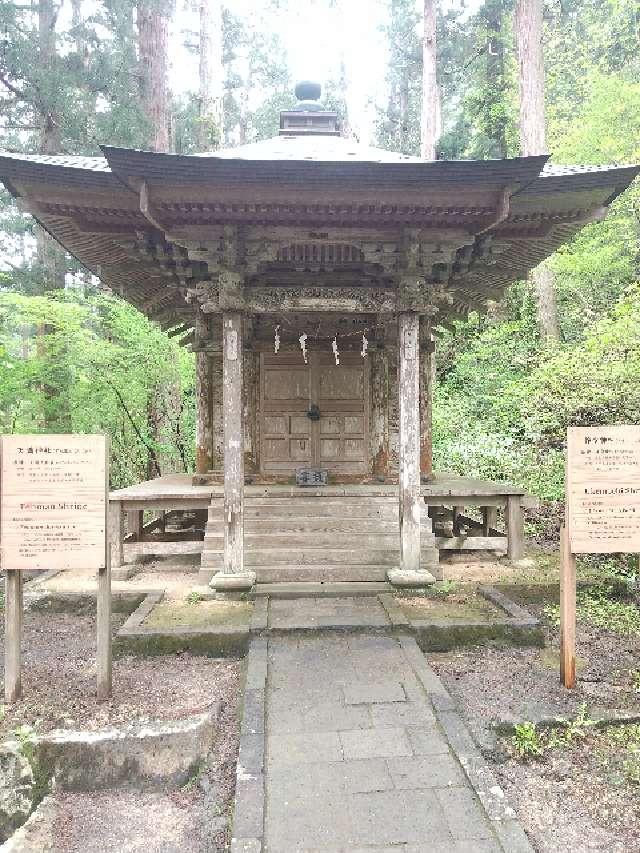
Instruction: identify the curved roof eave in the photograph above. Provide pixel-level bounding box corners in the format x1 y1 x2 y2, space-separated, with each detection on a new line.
100 144 550 191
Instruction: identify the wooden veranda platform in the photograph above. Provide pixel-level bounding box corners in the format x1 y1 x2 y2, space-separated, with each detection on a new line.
108 473 529 570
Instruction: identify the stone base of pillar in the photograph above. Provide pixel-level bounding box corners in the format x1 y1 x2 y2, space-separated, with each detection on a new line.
209 571 256 592
387 568 436 587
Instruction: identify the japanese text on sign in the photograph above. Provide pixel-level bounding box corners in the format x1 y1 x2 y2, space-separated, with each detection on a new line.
567 425 640 554
1 434 107 570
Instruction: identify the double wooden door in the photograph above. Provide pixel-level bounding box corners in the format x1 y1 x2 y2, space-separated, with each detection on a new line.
260 351 369 477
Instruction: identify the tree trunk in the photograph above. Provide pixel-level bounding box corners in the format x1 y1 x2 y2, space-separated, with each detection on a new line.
198 0 224 151
138 0 171 153
486 0 507 157
514 0 559 341
37 0 65 292
421 0 438 160
533 263 560 340
514 0 546 156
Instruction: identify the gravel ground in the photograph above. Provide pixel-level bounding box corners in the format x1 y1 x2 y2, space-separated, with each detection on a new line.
0 611 240 736
428 587 640 853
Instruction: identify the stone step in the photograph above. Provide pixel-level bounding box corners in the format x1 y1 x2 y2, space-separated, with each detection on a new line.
203 533 401 548
208 505 399 521
251 581 392 598
233 519 401 534
200 547 437 568
255 565 391 583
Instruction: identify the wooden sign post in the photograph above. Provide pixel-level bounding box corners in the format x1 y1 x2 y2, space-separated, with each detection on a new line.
0 434 111 703
564 425 640 689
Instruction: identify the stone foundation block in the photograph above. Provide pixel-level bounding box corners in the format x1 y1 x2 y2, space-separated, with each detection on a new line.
210 572 256 592
387 568 436 587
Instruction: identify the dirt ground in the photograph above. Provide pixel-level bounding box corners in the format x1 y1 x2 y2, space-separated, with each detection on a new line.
429 575 640 853
0 610 240 736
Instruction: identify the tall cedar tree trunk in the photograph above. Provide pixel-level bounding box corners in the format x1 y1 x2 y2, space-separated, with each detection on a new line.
421 0 438 160
486 0 508 157
37 0 65 291
138 0 171 153
514 0 560 341
198 0 224 151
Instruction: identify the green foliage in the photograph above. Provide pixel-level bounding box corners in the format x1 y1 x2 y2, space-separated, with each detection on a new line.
544 585 640 636
0 290 195 488
597 723 640 786
186 591 204 605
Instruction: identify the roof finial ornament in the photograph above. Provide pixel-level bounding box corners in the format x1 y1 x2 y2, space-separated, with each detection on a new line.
280 81 339 136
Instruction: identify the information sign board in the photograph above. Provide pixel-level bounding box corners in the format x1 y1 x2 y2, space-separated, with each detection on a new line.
1 434 107 571
566 426 640 554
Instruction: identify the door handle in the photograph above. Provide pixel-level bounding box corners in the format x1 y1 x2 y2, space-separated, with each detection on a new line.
307 404 320 421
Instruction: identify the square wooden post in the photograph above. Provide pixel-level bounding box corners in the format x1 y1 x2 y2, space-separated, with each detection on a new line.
389 312 435 586
210 312 255 591
506 494 525 561
195 310 214 476
108 500 124 568
127 510 143 541
4 570 23 704
560 524 576 688
419 317 434 480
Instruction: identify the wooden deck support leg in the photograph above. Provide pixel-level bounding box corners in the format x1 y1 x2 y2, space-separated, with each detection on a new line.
211 312 255 592
506 495 524 561
127 510 143 541
389 312 435 587
108 500 124 568
4 570 23 704
482 506 498 536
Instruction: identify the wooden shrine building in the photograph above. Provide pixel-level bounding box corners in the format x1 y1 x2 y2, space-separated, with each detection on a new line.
1 83 638 590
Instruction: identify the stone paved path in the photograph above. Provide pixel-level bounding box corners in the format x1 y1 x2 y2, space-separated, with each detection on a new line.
260 631 525 853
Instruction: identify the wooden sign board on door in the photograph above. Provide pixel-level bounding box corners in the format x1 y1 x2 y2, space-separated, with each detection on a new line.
1 434 107 571
566 425 640 554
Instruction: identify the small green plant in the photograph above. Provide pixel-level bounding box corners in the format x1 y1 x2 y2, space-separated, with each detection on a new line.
13 723 40 762
186 591 203 606
547 703 599 749
432 579 459 598
182 759 207 792
511 706 599 760
630 670 640 691
512 722 544 758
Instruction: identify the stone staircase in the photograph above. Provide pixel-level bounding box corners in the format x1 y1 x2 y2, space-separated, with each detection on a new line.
198 493 438 584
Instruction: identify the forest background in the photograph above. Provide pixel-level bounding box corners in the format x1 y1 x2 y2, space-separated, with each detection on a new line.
0 0 638 537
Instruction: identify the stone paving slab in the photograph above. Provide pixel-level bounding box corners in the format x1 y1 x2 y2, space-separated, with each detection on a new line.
259 629 531 852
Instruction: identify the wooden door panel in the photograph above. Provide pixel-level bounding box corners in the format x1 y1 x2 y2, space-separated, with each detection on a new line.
260 351 369 476
319 367 364 400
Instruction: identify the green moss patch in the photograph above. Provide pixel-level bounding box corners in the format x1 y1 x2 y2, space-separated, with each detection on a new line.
399 589 502 622
143 600 252 630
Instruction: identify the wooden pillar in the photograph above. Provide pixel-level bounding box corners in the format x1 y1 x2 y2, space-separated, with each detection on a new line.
4 571 23 704
482 506 498 536
212 310 254 590
127 510 143 540
195 311 213 475
419 317 434 479
397 312 421 574
506 495 524 561
97 557 112 701
108 500 124 568
370 344 389 478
